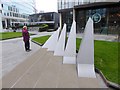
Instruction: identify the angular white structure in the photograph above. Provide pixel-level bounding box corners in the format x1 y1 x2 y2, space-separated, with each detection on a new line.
63 21 76 64
42 27 60 51
54 24 66 56
77 17 96 78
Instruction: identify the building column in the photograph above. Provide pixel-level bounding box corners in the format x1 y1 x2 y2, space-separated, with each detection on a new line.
4 19 7 29
0 11 2 32
9 19 12 27
73 8 76 21
0 0 3 32
59 13 62 30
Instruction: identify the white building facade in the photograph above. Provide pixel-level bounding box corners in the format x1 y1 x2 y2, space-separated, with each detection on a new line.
1 0 36 31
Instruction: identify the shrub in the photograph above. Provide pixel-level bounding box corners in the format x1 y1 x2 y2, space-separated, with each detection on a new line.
39 24 49 32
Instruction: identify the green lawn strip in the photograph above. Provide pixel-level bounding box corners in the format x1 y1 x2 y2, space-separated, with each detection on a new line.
32 35 51 45
0 32 34 40
94 40 119 84
32 35 119 85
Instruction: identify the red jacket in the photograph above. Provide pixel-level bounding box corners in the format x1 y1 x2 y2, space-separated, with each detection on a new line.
22 29 30 42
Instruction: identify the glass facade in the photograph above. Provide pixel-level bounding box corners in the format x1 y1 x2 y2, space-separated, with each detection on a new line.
29 12 59 30
58 0 81 10
58 0 120 35
57 0 106 10
61 10 73 32
76 7 120 34
30 13 54 22
1 0 36 28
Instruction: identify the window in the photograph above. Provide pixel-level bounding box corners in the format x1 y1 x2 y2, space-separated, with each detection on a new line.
15 8 17 12
8 6 11 10
16 9 19 12
11 7 12 11
13 8 15 12
1 4 3 8
4 13 6 16
10 12 12 16
0 10 2 14
16 14 18 17
7 13 9 16
13 13 15 17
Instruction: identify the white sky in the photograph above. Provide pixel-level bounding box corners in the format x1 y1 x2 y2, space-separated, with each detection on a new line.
35 0 58 13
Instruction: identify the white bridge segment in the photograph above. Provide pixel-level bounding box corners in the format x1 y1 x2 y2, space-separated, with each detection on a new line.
54 24 66 56
63 21 76 64
42 27 60 51
47 28 60 51
77 17 96 78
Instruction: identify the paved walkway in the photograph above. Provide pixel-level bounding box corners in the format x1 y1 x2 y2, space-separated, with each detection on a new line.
2 48 107 88
76 33 118 42
1 31 53 78
1 31 114 88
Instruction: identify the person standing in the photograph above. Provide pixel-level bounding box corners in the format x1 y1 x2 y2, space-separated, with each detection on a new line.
22 26 31 52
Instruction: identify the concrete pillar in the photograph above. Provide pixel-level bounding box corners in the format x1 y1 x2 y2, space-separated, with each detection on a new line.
0 0 3 32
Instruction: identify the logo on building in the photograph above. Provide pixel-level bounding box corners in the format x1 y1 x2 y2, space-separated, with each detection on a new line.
92 13 101 23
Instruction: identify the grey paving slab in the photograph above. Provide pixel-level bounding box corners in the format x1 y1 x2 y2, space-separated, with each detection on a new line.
57 64 79 88
2 48 47 88
0 79 1 90
78 77 100 88
2 39 40 77
2 48 106 88
35 56 62 88
1 31 54 77
96 73 108 88
12 51 53 88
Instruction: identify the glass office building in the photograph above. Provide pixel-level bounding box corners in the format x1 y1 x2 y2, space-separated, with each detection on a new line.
1 0 36 29
29 12 59 30
58 0 120 35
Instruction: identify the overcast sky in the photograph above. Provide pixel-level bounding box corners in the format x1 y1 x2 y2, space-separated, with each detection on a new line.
35 0 58 13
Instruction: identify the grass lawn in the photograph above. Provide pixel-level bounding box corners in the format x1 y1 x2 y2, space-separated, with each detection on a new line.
32 35 50 44
32 35 119 85
0 32 34 40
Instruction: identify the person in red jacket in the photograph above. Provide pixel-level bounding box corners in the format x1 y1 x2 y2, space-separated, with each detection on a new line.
22 26 31 52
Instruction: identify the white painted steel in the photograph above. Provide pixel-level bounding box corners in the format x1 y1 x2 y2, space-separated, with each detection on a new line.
63 21 76 64
42 27 60 52
63 57 76 64
54 24 66 56
77 17 96 78
77 64 96 78
47 28 60 51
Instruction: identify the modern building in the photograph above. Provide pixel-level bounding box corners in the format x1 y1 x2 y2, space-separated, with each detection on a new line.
29 12 59 31
58 0 120 35
1 0 36 30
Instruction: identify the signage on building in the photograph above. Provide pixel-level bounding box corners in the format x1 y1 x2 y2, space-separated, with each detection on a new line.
92 13 101 23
